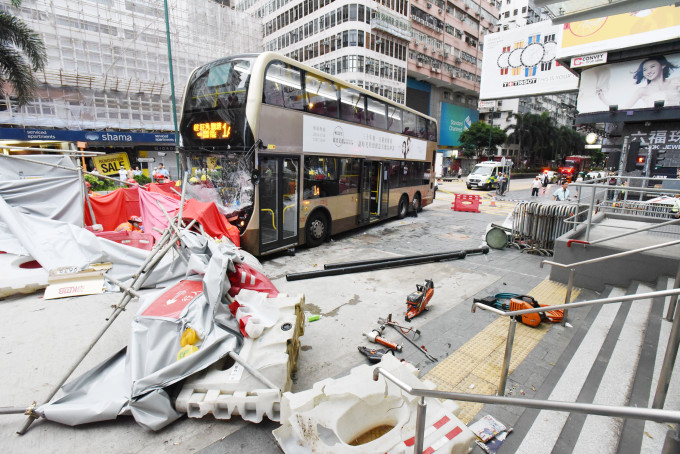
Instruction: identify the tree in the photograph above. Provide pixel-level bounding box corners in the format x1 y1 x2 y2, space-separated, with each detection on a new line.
0 0 47 105
459 121 507 157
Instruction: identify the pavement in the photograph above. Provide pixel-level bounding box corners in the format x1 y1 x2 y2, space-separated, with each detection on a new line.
0 177 595 453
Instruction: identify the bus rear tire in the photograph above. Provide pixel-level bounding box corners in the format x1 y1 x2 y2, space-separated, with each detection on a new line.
413 193 422 212
306 211 328 247
397 196 409 219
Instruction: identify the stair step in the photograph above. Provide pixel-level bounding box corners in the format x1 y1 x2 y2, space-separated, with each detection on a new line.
515 286 627 453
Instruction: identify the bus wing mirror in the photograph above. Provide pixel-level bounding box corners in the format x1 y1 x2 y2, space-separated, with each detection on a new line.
251 169 260 184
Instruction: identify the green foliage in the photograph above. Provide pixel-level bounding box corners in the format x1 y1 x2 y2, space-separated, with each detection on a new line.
84 173 117 192
134 174 151 185
459 121 507 156
0 4 47 105
505 113 586 165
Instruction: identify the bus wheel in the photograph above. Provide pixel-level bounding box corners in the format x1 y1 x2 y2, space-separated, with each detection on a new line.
306 211 328 247
397 196 409 219
413 194 422 212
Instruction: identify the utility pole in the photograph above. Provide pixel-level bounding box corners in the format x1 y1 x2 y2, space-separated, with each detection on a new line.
488 107 494 158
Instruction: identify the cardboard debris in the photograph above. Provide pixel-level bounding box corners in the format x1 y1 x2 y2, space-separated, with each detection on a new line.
43 263 112 300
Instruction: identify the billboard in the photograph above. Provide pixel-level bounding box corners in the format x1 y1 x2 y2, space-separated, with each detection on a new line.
439 103 478 147
479 21 579 100
577 53 680 113
558 5 680 60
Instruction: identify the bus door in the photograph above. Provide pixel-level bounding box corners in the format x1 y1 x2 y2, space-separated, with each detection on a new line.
359 160 383 223
379 162 389 219
259 155 299 253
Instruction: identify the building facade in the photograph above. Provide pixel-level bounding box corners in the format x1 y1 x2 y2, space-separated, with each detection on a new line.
0 0 261 177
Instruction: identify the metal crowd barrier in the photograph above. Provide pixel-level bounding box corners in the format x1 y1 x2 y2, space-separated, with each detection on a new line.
509 201 583 255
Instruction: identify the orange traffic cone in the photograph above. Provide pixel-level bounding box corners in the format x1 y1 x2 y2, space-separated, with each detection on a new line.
490 196 496 207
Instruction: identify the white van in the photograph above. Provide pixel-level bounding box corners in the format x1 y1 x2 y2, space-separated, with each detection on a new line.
466 161 510 190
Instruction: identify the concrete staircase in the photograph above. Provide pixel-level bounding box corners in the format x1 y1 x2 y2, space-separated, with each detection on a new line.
496 276 679 453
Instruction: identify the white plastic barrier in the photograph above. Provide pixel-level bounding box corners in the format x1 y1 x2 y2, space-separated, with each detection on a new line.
175 292 304 422
273 354 476 454
0 253 48 298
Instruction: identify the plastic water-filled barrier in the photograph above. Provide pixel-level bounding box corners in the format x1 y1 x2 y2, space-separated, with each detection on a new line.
174 292 304 422
0 252 49 298
273 354 475 453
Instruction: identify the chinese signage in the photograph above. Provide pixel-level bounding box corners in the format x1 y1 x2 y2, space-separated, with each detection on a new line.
191 121 232 140
439 103 478 147
480 21 579 99
623 123 680 168
302 116 427 160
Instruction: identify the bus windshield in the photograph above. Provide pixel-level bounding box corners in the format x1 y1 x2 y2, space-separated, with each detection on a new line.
470 165 494 176
180 57 255 149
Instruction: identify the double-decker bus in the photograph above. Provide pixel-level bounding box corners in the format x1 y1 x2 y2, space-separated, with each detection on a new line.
179 52 438 256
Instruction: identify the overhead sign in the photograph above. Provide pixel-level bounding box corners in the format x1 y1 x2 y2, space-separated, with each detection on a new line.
558 6 680 59
0 128 176 144
478 100 496 109
577 52 680 113
571 52 607 68
623 122 680 169
584 144 602 149
439 103 479 147
137 157 155 162
480 21 579 100
92 152 131 176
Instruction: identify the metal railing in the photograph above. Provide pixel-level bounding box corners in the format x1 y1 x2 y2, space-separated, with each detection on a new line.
373 366 680 454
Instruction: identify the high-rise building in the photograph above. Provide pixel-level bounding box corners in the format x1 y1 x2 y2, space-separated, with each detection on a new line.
0 0 261 176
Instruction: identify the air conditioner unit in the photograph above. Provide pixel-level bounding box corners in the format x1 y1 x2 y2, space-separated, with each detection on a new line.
455 57 462 63
414 41 420 46
438 8 442 14
444 52 449 57
417 61 423 67
426 2 432 8
435 68 441 73
465 4 469 9
423 45 428 50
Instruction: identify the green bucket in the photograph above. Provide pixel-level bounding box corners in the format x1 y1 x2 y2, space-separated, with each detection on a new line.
486 227 509 250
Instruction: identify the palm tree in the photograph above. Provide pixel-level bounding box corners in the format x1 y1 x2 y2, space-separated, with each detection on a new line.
0 0 47 105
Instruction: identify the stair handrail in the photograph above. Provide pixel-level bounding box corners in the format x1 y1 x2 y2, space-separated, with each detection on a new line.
373 366 680 454
471 288 680 400
566 217 680 248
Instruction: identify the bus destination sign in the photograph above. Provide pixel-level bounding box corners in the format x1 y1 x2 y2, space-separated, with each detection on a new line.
192 121 232 140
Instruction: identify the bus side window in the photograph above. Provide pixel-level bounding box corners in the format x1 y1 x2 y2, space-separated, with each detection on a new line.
387 107 402 133
416 116 428 139
305 73 339 118
366 97 387 129
339 86 366 124
427 119 437 141
402 110 416 136
263 61 303 110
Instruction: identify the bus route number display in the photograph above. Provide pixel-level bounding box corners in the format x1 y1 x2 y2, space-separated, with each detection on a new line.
192 122 231 139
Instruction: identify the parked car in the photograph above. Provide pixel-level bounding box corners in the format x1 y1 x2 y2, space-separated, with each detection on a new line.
586 171 605 180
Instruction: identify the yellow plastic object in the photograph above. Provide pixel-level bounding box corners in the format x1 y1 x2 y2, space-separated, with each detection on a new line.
201 174 207 181
175 180 181 186
181 327 201 347
177 344 199 361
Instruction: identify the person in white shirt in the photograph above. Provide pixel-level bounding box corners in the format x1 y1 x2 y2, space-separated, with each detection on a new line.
531 176 541 196
158 163 170 178
118 166 127 185
553 181 570 201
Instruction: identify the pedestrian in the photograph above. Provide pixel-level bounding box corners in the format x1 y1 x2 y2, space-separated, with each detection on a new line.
91 167 100 175
158 163 170 180
501 172 509 195
553 181 570 201
133 166 142 176
118 165 127 186
152 167 158 182
115 215 143 233
541 172 549 195
531 176 541 196
126 166 135 180
671 194 680 219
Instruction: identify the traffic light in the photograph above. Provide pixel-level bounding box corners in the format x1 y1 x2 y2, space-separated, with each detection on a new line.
635 154 646 170
624 141 641 172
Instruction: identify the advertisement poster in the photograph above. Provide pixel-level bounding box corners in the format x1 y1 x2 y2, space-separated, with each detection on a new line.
558 5 680 59
480 21 579 100
577 53 680 113
623 122 680 171
302 116 427 160
92 152 131 176
439 103 478 147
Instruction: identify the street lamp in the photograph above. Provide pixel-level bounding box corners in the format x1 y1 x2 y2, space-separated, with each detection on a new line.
488 107 494 158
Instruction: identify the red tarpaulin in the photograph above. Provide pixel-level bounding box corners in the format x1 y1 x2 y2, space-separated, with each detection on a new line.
147 182 181 200
182 199 240 247
84 187 141 231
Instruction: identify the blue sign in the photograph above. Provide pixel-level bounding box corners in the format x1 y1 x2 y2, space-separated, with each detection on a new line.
439 103 479 147
0 128 176 144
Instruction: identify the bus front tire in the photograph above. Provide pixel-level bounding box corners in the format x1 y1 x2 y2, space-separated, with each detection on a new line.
306 211 328 247
397 196 409 219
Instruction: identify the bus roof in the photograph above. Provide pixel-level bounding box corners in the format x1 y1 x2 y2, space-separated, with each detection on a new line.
244 52 438 126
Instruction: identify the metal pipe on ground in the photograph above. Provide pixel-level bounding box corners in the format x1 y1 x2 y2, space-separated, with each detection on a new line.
322 246 489 270
286 251 467 281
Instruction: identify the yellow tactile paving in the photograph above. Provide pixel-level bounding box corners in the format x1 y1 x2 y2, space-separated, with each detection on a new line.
423 279 580 424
